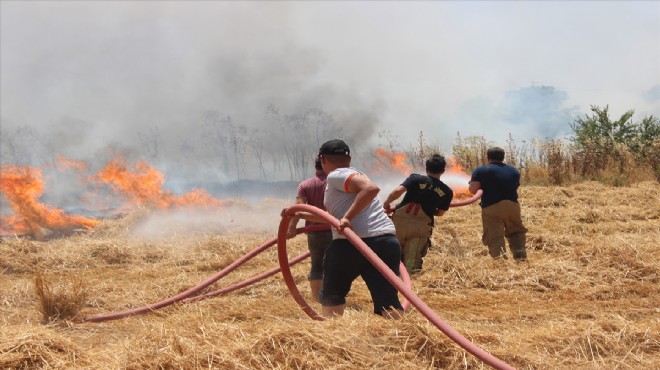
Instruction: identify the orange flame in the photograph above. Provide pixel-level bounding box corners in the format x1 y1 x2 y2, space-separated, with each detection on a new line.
441 156 472 197
373 148 413 175
0 164 99 237
96 158 228 209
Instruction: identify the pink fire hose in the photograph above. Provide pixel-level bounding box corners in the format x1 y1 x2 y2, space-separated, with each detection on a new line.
278 201 514 370
80 224 326 322
450 189 483 207
182 250 311 303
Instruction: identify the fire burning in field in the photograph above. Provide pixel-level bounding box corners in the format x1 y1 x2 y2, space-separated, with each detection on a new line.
371 149 472 197
96 158 228 209
0 164 99 238
1 151 473 238
441 156 472 197
372 148 413 175
0 157 230 238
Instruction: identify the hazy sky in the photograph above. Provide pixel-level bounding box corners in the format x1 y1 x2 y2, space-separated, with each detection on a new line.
2 1 659 169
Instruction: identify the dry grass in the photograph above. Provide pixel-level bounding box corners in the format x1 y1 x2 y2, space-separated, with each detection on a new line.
1 182 659 369
34 271 87 324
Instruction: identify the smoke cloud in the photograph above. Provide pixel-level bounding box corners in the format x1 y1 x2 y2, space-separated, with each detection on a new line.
2 1 659 185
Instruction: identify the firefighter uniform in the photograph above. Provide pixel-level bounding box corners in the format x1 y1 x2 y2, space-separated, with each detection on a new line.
391 174 453 273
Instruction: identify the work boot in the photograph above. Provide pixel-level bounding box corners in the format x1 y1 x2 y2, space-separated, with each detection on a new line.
507 232 527 260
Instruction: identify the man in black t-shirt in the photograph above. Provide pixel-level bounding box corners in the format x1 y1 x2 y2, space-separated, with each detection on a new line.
469 147 528 260
384 155 453 273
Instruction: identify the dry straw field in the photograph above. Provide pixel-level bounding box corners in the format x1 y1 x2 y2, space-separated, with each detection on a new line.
1 182 658 369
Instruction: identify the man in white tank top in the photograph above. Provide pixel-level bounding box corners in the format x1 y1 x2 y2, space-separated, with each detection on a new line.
290 139 404 320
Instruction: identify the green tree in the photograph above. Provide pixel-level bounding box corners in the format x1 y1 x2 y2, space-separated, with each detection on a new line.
569 105 636 149
570 105 660 181
631 115 660 158
632 115 660 180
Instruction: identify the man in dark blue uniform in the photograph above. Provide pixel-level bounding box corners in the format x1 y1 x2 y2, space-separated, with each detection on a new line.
469 147 528 260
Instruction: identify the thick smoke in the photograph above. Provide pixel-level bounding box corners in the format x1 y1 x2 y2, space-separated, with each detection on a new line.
0 2 382 188
2 1 659 195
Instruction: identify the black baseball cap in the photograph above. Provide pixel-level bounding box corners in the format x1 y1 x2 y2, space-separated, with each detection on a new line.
319 139 350 156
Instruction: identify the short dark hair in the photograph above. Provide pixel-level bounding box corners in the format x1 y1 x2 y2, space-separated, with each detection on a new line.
314 157 323 171
487 147 505 161
426 154 446 173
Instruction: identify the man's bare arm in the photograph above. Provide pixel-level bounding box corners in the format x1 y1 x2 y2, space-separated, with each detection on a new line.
343 174 379 222
469 180 481 195
384 185 406 210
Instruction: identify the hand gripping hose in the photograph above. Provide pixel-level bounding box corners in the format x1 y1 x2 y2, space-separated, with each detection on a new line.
80 224 327 323
278 203 514 370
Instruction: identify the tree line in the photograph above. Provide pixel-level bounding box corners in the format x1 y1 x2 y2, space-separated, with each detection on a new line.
2 104 658 186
